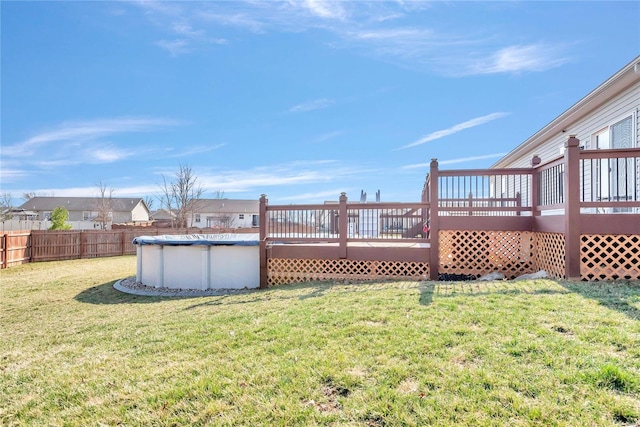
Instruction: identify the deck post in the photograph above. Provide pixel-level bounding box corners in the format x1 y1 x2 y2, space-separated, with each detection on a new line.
428 159 440 281
338 192 348 259
564 136 581 280
531 155 541 217
259 194 268 289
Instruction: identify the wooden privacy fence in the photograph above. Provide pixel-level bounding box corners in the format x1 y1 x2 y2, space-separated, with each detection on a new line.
1 228 249 268
1 231 32 269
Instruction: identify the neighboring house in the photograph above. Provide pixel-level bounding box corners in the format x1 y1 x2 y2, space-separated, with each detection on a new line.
17 197 151 227
493 56 639 172
188 199 259 229
150 209 175 221
5 208 38 220
149 208 176 228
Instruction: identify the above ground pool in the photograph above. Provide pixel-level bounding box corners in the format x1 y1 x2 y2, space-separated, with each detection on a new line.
132 234 260 290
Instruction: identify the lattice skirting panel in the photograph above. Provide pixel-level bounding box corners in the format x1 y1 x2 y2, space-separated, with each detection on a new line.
438 230 535 279
534 232 566 279
581 234 640 281
267 258 429 286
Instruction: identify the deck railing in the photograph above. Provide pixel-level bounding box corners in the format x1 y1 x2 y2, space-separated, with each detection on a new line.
535 156 565 211
579 148 640 213
262 195 429 243
436 168 532 216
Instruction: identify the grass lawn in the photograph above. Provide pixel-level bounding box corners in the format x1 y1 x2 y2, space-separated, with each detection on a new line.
1 256 639 426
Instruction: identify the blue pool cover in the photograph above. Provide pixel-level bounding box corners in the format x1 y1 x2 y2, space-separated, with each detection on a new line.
133 234 260 246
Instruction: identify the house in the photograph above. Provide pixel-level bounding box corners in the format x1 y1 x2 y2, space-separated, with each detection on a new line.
188 199 259 229
5 208 38 221
493 56 639 174
17 197 151 228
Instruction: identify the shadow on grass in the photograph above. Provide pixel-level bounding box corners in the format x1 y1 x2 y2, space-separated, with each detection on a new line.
75 281 198 304
433 286 571 300
183 281 337 311
183 280 436 311
419 282 435 306
559 281 640 321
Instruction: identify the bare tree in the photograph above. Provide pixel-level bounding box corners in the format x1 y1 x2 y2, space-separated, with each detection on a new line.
144 196 155 211
22 191 54 202
1 193 13 222
95 181 114 230
208 189 232 231
22 192 36 202
211 213 235 229
158 164 204 228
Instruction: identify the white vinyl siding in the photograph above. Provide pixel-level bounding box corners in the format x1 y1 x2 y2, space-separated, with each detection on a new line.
500 81 640 169
130 202 150 222
494 81 639 215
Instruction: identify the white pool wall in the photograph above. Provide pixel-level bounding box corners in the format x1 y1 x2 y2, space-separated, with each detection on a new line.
135 234 260 290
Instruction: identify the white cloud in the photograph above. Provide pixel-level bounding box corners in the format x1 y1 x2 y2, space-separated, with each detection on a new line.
197 9 267 33
192 160 366 193
402 152 508 170
172 22 204 38
166 144 226 158
399 112 510 149
156 38 192 56
302 0 348 21
289 98 335 113
131 2 571 76
466 44 570 75
4 117 182 157
90 147 134 163
0 168 30 183
350 28 432 41
439 153 508 165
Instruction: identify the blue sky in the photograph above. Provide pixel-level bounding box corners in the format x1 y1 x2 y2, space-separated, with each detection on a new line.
2 1 639 206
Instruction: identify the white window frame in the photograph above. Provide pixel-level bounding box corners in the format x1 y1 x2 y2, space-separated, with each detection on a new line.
590 112 637 207
591 113 636 150
239 214 245 220
194 213 201 223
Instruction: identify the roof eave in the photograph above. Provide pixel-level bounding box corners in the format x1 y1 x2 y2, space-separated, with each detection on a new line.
491 56 640 169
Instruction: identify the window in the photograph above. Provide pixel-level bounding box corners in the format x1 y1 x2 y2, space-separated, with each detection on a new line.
593 115 634 150
195 213 201 223
592 114 637 207
43 211 52 220
239 214 245 220
252 215 259 227
83 211 98 220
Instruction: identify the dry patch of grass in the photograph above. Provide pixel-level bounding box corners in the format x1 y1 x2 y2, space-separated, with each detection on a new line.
1 256 639 426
